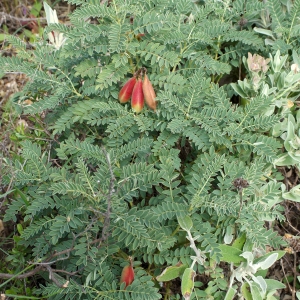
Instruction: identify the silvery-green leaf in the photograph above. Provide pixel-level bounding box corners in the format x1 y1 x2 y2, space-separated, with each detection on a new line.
44 2 59 25
231 82 248 98
240 252 254 264
272 51 288 73
257 253 278 270
224 287 236 300
284 72 300 85
178 216 193 232
284 120 296 152
181 268 196 300
190 256 206 265
251 275 267 295
283 184 300 202
292 50 300 67
249 282 263 300
224 225 234 244
272 122 284 137
254 27 275 38
265 279 286 291
261 83 270 96
265 38 275 45
274 153 298 166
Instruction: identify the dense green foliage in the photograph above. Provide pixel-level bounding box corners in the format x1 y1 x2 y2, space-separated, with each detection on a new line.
1 0 300 299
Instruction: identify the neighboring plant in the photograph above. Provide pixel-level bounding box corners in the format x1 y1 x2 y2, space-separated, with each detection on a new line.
157 216 286 300
232 50 300 204
1 0 300 299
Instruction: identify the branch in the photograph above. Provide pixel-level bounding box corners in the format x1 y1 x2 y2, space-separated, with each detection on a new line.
0 12 47 23
52 268 83 276
44 264 69 289
0 265 43 279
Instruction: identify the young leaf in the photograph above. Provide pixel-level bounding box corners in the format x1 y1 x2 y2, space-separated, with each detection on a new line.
253 251 285 266
251 275 267 295
177 216 193 232
249 282 263 300
255 253 278 270
282 184 300 202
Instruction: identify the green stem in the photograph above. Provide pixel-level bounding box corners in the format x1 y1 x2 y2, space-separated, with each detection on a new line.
55 67 82 97
5 295 45 299
164 282 171 300
171 225 180 236
212 0 230 82
273 80 300 102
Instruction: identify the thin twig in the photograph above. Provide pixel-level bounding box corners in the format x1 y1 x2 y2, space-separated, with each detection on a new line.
0 12 47 23
44 264 67 288
52 268 83 276
0 266 43 279
292 252 297 300
284 202 300 235
280 258 293 295
31 115 61 144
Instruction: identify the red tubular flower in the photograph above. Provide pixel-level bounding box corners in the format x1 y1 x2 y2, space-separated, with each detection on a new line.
142 74 156 111
131 78 144 113
120 259 134 288
119 77 137 103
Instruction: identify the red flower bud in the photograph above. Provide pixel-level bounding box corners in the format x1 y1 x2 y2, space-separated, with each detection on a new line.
136 33 145 40
131 78 144 113
119 77 137 103
120 259 134 288
142 74 156 111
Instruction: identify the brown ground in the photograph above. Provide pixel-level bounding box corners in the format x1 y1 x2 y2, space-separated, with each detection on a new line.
0 1 299 299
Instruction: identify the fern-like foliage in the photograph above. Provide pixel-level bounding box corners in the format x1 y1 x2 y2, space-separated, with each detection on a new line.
1 0 292 298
